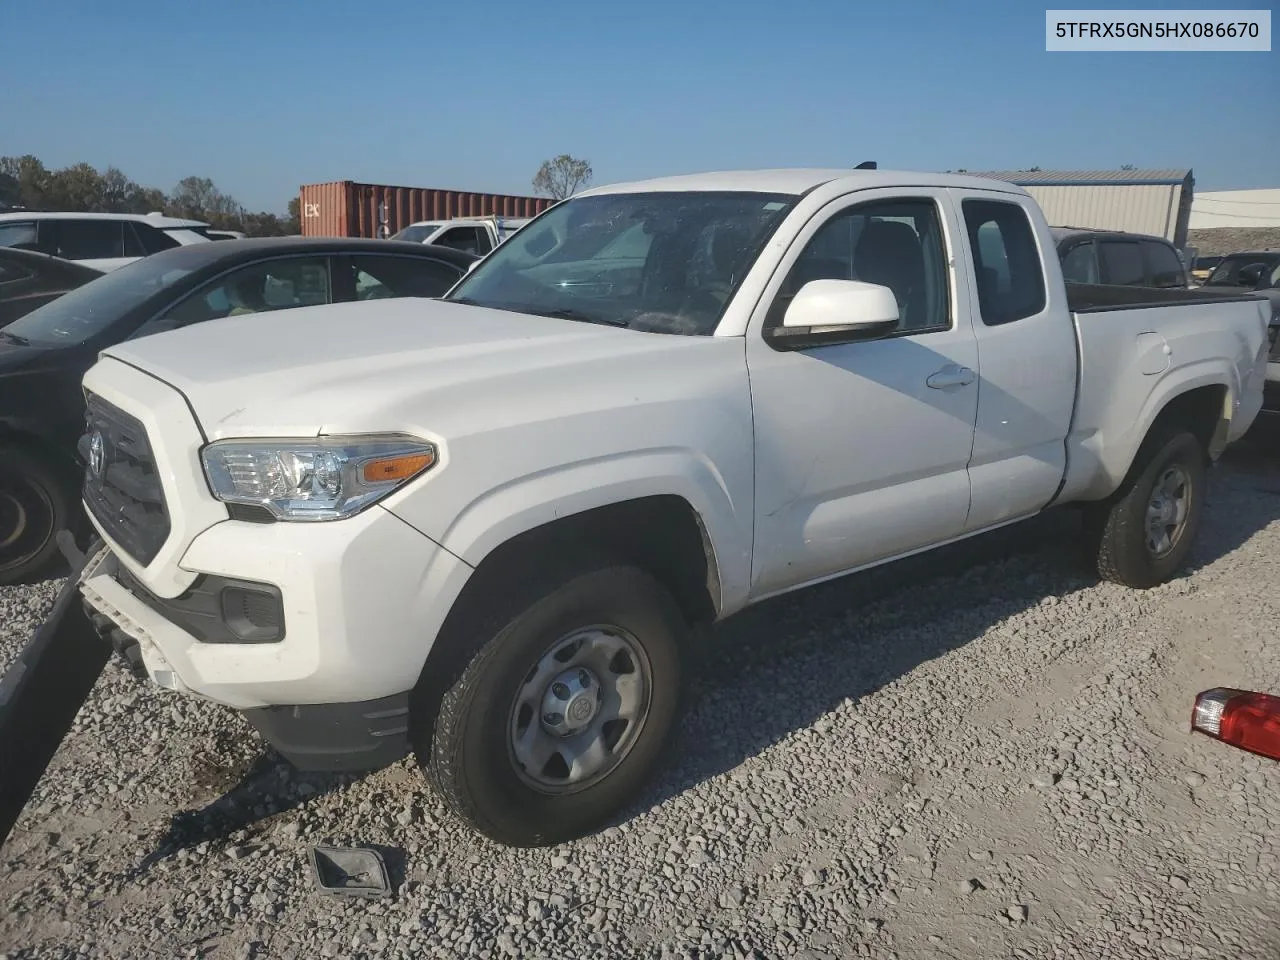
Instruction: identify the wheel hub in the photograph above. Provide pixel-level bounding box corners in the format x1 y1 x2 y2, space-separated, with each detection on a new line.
540 667 601 736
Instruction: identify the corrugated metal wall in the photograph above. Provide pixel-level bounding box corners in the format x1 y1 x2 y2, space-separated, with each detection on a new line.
299 181 553 238
1022 184 1185 244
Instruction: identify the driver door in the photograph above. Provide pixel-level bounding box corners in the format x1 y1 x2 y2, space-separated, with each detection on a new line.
745 190 980 596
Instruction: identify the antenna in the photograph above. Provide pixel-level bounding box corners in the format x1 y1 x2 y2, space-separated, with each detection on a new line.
854 161 877 170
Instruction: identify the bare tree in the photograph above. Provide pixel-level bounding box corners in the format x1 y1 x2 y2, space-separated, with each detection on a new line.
532 155 593 200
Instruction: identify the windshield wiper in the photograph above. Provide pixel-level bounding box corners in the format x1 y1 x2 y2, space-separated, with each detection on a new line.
531 308 628 327
0 330 30 346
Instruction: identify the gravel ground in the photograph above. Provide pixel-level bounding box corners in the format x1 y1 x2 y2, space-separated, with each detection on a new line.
3 433 1280 960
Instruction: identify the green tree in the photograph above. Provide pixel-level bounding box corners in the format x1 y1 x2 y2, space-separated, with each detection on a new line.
532 154 593 200
285 197 301 234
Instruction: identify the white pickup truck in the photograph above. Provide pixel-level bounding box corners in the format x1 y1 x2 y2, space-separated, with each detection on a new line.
75 169 1269 847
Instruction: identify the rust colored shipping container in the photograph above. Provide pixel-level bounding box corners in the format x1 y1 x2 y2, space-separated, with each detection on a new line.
298 180 553 238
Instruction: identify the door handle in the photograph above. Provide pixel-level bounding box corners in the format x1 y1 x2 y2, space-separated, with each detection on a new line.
926 365 976 389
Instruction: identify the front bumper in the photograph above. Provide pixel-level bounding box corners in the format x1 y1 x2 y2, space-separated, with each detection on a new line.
80 506 472 710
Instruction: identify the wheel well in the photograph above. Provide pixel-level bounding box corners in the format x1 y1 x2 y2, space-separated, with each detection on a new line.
1149 384 1228 456
407 496 720 729
460 496 721 627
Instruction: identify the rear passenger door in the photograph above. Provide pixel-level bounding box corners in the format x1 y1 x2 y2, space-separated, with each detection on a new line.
953 192 1078 532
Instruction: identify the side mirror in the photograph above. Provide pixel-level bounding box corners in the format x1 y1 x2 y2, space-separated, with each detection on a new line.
767 279 900 349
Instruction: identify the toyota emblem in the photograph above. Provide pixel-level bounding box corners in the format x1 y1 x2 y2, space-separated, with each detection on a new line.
88 431 105 477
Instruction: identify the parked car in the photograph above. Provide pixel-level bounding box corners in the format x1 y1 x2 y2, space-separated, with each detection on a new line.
1053 226 1189 288
1191 255 1224 285
1196 251 1280 412
0 247 103 328
73 169 1267 847
0 237 476 584
391 215 531 256
0 211 216 272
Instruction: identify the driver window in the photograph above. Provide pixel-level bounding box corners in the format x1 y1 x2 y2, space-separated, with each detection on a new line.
769 198 950 335
132 257 331 338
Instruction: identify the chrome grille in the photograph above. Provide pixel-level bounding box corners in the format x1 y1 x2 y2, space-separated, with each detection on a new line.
80 392 171 565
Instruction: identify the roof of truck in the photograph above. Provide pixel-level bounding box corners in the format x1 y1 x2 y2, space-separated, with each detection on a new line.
577 168 1032 198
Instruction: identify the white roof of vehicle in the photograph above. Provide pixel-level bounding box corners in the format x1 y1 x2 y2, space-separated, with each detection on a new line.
403 216 532 228
577 168 1032 197
0 210 209 228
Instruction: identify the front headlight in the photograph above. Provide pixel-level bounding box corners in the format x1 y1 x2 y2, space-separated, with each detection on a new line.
201 435 437 521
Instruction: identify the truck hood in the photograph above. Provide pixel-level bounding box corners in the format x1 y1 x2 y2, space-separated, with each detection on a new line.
99 298 730 439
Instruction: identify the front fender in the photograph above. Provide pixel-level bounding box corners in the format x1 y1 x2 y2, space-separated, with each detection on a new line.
386 448 753 616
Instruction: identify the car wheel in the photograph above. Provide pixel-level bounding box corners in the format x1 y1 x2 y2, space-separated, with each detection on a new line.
1086 425 1206 589
416 560 686 847
0 444 72 586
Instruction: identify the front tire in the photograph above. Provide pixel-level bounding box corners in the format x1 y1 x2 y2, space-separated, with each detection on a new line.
416 561 687 847
0 444 72 586
1085 426 1207 589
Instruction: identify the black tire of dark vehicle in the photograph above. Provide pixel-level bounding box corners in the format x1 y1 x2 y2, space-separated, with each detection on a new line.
416 561 687 847
1085 426 1206 589
0 445 71 586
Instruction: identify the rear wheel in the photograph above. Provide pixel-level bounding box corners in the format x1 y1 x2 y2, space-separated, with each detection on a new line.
0 444 71 585
415 561 686 847
1085 426 1206 588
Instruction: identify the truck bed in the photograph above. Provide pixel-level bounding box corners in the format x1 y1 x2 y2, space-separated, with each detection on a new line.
1065 281 1267 314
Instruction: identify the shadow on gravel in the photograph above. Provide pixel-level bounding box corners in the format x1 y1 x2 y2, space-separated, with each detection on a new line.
636 450 1280 819
128 752 354 876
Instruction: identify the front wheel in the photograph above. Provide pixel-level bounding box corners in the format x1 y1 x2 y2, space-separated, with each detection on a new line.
0 445 72 586
417 562 687 847
1085 426 1207 589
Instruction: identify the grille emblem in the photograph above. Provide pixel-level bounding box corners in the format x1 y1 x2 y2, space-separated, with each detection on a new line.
88 431 105 478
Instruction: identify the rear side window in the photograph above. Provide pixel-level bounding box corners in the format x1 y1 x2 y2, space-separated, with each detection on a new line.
0 221 39 250
129 222 180 256
1060 241 1100 284
1141 241 1185 288
55 220 125 260
433 226 486 255
961 199 1046 325
349 254 464 300
1099 241 1145 286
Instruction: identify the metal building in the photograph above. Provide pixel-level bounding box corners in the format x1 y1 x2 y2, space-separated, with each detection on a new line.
964 169 1195 248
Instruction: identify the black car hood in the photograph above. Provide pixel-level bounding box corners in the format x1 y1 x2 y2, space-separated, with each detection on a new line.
0 339 64 374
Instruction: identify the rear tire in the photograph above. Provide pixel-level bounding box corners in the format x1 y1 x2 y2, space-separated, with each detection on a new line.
414 560 687 847
1084 426 1206 589
0 444 72 586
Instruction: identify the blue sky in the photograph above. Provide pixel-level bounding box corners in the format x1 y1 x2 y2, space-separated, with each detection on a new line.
2 0 1276 213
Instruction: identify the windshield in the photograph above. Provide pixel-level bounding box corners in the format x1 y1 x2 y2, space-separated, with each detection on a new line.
445 191 797 335
391 224 439 243
1204 254 1280 288
2 254 198 346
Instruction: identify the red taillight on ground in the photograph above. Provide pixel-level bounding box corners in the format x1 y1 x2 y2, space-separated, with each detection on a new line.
1191 688 1280 761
